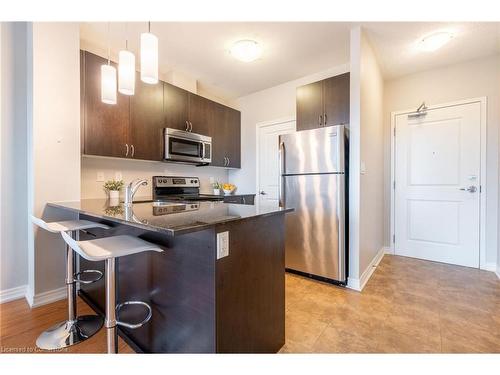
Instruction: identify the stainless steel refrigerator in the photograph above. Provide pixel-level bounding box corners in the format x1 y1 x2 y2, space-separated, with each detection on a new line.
279 125 348 284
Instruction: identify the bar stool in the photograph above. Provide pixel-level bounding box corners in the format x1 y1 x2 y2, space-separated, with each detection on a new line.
31 216 110 350
60 231 163 353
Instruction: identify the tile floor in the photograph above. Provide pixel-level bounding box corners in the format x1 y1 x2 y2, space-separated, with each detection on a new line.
280 255 500 353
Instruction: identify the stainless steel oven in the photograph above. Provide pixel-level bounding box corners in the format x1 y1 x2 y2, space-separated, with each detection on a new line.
164 128 211 165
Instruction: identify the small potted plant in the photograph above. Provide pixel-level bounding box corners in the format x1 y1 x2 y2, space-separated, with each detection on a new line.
103 179 124 200
212 181 221 196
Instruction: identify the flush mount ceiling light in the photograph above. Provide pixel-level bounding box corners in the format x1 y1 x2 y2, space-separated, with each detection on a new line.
140 22 159 84
230 40 262 62
418 31 454 52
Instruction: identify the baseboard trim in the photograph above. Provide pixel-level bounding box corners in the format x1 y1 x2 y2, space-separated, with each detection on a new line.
347 247 385 292
495 267 500 280
0 285 28 304
27 286 66 308
481 262 497 273
383 246 393 255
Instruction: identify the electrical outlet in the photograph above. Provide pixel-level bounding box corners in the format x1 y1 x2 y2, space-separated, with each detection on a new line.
217 231 229 259
115 171 122 181
97 172 105 182
209 176 215 184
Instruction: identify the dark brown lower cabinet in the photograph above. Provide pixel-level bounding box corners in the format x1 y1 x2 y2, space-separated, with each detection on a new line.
78 213 285 353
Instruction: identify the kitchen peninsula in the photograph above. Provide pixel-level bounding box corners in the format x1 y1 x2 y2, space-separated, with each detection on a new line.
49 199 292 353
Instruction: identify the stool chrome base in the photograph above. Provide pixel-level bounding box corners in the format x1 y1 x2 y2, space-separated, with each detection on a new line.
35 315 103 350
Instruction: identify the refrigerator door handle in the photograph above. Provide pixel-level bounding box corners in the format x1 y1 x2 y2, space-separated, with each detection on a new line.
279 141 285 207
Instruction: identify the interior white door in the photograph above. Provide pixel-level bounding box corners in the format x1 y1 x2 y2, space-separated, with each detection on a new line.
257 120 295 201
394 102 481 267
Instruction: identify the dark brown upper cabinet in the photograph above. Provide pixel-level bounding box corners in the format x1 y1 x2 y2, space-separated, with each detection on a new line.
82 51 130 158
188 94 213 136
211 103 241 168
163 82 189 131
81 50 241 168
296 72 350 131
130 71 164 161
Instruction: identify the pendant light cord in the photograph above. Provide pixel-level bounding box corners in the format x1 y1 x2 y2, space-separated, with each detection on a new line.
107 22 111 65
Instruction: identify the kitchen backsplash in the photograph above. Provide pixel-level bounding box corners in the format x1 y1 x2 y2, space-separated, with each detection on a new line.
81 156 229 199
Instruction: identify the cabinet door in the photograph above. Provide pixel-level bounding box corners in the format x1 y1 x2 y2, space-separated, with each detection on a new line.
225 107 241 168
188 94 212 136
296 80 323 131
323 73 350 127
164 82 189 131
210 103 227 167
130 74 164 161
83 51 130 158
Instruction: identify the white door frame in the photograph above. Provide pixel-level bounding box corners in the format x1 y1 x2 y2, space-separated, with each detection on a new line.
390 97 488 269
255 117 296 198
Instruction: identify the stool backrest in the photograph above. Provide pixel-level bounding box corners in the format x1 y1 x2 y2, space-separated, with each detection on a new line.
31 216 56 233
60 230 91 261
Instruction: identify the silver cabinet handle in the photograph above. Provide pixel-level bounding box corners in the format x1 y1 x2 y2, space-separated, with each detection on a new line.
189 122 193 132
279 141 285 207
185 120 189 131
459 186 477 193
125 143 129 157
324 113 327 125
227 157 230 167
318 115 322 127
131 144 135 158
224 157 227 166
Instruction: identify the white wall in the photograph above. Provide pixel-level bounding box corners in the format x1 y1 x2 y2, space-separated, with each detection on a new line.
0 22 29 296
348 27 385 286
81 157 228 199
27 23 82 299
229 64 349 193
359 31 385 276
384 54 500 269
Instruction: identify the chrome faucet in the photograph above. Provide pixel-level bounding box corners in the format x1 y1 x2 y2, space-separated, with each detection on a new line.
124 178 148 206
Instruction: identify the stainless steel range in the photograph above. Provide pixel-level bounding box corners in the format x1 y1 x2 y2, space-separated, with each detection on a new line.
152 176 223 202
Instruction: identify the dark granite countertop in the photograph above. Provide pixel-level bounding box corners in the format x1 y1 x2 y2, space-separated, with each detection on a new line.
48 199 292 236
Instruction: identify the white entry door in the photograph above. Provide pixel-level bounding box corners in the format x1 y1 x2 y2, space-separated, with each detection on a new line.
257 119 295 201
394 101 481 268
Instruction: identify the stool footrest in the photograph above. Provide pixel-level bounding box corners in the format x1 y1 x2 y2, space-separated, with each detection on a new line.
73 269 103 284
115 301 152 329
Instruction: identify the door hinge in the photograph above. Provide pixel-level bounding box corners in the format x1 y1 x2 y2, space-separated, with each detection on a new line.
393 127 396 137
393 181 396 190
392 234 395 244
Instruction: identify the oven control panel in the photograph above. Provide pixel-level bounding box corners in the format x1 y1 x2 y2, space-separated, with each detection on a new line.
153 176 200 188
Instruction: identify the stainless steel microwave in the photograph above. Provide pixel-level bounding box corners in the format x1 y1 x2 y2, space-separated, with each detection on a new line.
164 128 212 165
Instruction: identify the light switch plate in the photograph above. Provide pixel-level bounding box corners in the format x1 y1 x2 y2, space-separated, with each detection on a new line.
217 231 229 259
115 171 122 181
97 172 105 182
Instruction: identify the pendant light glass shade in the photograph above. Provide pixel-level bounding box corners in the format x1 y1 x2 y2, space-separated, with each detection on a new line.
140 32 158 84
118 50 135 95
101 64 117 104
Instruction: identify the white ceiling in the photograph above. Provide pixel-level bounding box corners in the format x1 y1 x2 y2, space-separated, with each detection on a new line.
80 22 500 100
363 22 500 79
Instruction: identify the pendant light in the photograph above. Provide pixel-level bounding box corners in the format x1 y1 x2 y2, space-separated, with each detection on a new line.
101 23 117 104
118 24 135 95
140 22 158 84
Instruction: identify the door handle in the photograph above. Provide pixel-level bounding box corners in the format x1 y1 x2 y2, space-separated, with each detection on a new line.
125 143 129 157
259 191 267 195
459 186 477 193
131 144 135 158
